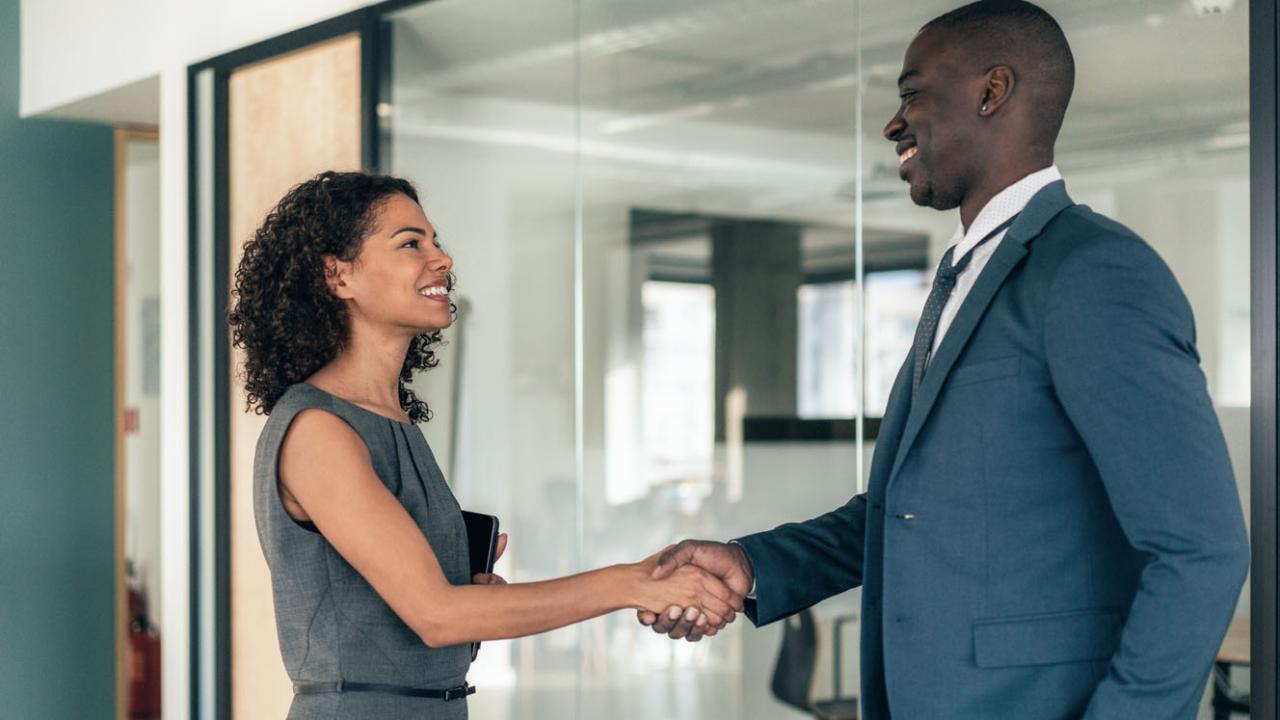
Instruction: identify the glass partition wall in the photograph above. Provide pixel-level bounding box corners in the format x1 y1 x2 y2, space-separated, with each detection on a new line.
382 2 1253 719
385 2 871 717
192 1 1257 718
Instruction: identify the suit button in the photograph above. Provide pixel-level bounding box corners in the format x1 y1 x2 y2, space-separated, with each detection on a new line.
895 513 916 521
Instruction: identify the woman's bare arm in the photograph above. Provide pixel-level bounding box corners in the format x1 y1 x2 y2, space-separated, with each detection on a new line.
279 409 741 648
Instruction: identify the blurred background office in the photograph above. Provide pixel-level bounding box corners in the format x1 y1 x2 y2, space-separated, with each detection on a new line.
1 0 1269 719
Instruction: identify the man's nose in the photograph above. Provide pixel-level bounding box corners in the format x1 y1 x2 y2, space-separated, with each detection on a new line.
884 111 905 142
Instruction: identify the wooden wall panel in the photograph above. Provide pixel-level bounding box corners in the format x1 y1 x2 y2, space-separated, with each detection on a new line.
227 33 362 720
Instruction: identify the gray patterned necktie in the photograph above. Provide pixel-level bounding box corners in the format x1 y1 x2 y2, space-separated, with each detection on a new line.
910 215 1018 401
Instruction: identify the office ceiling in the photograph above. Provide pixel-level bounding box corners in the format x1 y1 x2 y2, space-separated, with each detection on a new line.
389 0 1248 163
383 0 1248 230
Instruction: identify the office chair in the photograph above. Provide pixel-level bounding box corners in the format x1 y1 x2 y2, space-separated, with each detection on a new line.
1211 661 1250 719
770 608 859 720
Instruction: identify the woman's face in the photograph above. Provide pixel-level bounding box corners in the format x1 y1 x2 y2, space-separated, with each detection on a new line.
332 193 454 334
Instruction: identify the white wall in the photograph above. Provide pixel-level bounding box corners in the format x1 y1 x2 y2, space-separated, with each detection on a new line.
20 0 378 121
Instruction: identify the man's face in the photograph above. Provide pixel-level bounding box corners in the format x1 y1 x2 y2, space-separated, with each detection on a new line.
883 27 984 211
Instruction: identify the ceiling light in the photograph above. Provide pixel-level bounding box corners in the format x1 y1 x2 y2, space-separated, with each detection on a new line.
1189 0 1236 15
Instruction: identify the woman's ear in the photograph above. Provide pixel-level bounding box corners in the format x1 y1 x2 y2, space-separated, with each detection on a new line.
323 255 355 300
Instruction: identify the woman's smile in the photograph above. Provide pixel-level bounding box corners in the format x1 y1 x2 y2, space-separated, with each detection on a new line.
417 282 450 303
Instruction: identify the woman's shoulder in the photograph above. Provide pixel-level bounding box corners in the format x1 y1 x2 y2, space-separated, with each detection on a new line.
266 383 397 456
260 383 404 494
269 383 339 423
258 384 372 468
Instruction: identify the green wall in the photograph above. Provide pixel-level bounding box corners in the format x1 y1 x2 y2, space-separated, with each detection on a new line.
0 0 118 715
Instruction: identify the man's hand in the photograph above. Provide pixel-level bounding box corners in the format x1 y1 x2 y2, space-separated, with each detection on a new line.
636 539 754 642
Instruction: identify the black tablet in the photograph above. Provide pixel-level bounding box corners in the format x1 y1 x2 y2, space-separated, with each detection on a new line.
461 510 500 578
461 510 499 661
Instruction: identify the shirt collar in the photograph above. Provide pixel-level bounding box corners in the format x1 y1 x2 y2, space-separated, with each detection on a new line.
948 165 1063 262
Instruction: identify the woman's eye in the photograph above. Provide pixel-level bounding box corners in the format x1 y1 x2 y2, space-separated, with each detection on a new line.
401 239 420 249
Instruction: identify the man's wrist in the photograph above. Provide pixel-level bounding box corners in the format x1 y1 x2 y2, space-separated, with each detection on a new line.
727 540 757 599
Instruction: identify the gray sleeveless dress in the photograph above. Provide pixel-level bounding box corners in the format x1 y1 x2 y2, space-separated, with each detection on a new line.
253 383 472 719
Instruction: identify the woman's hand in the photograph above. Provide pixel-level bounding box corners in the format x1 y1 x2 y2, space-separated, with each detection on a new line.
473 532 508 585
638 540 756 641
631 549 742 638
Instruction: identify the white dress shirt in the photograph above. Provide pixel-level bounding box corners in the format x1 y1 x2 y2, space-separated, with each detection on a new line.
930 165 1063 356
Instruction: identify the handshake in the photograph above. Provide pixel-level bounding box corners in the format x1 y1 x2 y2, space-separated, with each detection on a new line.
633 540 755 642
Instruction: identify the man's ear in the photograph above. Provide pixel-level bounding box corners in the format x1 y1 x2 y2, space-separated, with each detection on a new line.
979 65 1015 117
323 254 355 300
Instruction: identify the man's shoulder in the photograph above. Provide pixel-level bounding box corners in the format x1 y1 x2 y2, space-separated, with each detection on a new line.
1025 203 1162 274
1024 203 1187 314
1042 203 1143 248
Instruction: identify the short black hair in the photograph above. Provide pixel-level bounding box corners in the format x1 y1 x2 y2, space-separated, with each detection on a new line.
923 0 1075 148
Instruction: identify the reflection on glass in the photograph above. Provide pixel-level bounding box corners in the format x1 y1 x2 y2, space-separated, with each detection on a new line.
576 1 865 717
799 281 857 418
638 281 715 504
863 270 928 415
798 269 928 418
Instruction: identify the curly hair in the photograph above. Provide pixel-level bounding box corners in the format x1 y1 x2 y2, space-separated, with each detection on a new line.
228 170 449 423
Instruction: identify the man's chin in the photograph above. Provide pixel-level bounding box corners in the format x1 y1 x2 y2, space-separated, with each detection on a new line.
909 182 962 212
930 194 962 212
908 183 932 208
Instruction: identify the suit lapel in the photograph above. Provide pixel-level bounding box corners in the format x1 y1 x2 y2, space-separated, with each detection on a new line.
887 181 1075 485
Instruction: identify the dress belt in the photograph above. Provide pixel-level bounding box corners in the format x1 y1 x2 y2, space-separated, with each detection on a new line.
293 680 475 702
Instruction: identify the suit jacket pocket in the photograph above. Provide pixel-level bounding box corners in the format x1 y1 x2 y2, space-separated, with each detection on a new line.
948 354 1020 388
973 608 1121 668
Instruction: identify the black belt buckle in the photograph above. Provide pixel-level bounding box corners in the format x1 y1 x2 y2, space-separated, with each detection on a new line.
442 684 474 702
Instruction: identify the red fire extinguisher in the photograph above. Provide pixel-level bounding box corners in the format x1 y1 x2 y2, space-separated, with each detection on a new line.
126 561 161 719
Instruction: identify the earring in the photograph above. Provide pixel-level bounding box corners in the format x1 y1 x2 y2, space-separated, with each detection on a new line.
981 104 988 113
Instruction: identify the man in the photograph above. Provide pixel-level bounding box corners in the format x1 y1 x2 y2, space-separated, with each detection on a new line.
639 2 1250 718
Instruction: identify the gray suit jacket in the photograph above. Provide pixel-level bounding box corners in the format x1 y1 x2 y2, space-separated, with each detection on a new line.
737 181 1249 719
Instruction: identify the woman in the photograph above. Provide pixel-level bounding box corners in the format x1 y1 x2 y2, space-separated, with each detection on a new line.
228 171 738 719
